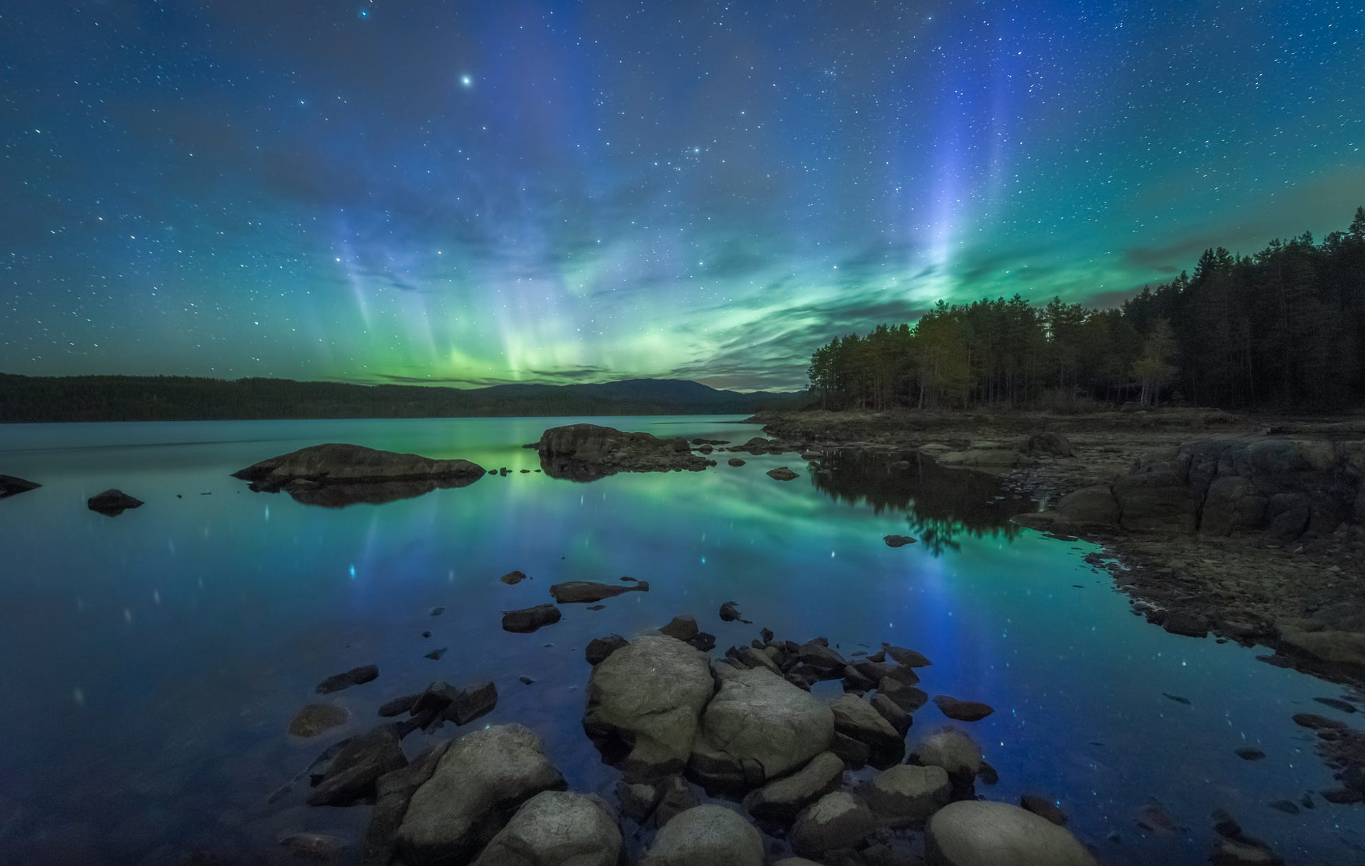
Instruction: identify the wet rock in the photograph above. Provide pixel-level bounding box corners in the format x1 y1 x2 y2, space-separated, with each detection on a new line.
1113 455 1202 533
316 665 379 694
377 694 420 718
728 457 746 467
518 675 535 686
583 635 716 780
533 424 713 480
882 644 933 667
503 605 562 633
1053 485 1120 527
687 632 717 652
640 804 763 866
308 726 407 807
289 704 351 737
1136 799 1185 834
1313 697 1358 713
1276 620 1365 667
585 634 628 666
1234 747 1266 761
742 751 844 822
1162 610 1209 638
829 732 870 770
790 791 876 856
653 775 700 828
932 696 994 722
926 800 1097 866
424 648 447 661
550 580 649 604
0 474 40 498
870 694 912 736
279 832 345 862
1267 799 1299 815
87 488 143 516
829 694 905 767
468 790 621 866
500 571 529 585
767 467 799 481
449 681 498 726
233 443 485 501
660 615 700 642
1210 808 1241 838
1211 838 1285 866
879 679 929 713
911 728 983 784
883 535 917 548
863 764 951 827
1020 794 1068 826
719 601 749 623
689 666 835 789
396 724 565 864
618 781 661 822
796 640 847 676
1025 431 1074 458
730 645 781 675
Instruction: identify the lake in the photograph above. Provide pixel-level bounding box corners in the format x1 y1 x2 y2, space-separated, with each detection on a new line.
1 416 1361 865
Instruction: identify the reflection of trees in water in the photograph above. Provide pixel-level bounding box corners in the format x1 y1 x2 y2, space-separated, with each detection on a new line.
811 450 1029 556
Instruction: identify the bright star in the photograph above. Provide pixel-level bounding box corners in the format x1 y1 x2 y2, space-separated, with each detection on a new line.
358 8 368 18
461 75 473 88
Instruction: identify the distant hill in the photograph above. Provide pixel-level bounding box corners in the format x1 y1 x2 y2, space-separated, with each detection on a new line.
0 373 808 423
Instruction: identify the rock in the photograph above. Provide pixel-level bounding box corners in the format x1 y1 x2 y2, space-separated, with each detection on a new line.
0 474 40 498
879 679 929 712
1020 794 1068 826
308 725 407 806
1025 432 1074 458
796 640 847 676
1276 621 1365 667
618 781 661 822
500 571 529 585
728 457 746 467
653 775 700 827
829 694 905 767
450 682 499 725
1210 808 1241 838
87 488 143 516
932 696 994 722
378 694 421 717
468 790 621 866
583 635 716 780
1113 453 1202 533
911 728 983 782
532 424 712 480
1162 610 1209 638
640 804 764 866
688 632 717 652
586 634 629 665
362 742 450 865
289 704 351 737
1234 747 1266 761
1053 486 1120 527
862 764 951 827
316 664 379 694
884 535 917 547
790 791 876 856
424 648 447 661
279 832 345 862
882 644 933 667
742 751 844 822
1211 838 1285 866
396 724 566 865
689 666 835 788
503 605 562 633
660 615 700 641
767 466 800 481
1313 696 1358 713
232 443 484 503
925 801 1097 866
719 601 749 623
550 580 649 603
829 731 870 770
731 645 781 675
870 694 912 735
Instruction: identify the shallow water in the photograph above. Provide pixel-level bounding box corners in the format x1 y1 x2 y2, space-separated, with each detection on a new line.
1 416 1361 865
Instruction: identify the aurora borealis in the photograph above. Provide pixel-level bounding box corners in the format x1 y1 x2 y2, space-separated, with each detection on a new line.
2 2 1362 391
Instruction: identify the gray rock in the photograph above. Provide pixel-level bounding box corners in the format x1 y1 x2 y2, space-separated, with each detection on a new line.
362 741 450 866
767 466 800 481
829 731 870 769
879 679 929 712
1114 454 1201 533
690 666 834 788
0 474 40 499
742 751 844 822
503 605 562 633
396 724 566 865
863 764 951 826
87 488 143 516
932 696 994 722
728 457 746 467
1276 620 1365 667
316 664 379 694
449 681 499 726
584 635 716 780
660 615 700 641
533 424 712 480
233 443 485 503
829 694 905 767
618 781 661 822
1210 838 1285 866
585 634 628 666
911 728 983 782
926 800 1097 866
1019 793 1068 826
871 693 912 735
550 580 649 604
469 790 621 866
1053 485 1120 527
881 644 932 667
308 725 407 807
641 804 764 866
279 832 345 862
653 775 700 828
289 704 351 737
790 791 876 856
1025 432 1074 458
500 570 529 585
884 535 917 547
1162 610 1209 639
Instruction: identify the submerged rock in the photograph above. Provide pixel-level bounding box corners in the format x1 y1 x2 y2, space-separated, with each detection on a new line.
363 743 450 866
660 615 700 641
308 725 407 807
742 751 844 822
503 605 562 633
925 800 1097 866
469 790 621 866
767 467 800 481
550 580 649 604
584 635 715 781
316 664 379 694
0 474 40 499
641 804 764 866
87 488 143 516
232 443 485 505
289 704 351 737
719 601 750 624
933 696 995 722
790 791 876 856
1020 793 1069 826
500 570 529 585
532 424 713 481
585 634 629 666
728 457 746 467
396 724 566 865
883 535 917 547
279 832 345 862
1211 838 1285 866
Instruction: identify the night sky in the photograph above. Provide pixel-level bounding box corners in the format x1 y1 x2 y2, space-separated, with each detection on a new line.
2 2 1361 390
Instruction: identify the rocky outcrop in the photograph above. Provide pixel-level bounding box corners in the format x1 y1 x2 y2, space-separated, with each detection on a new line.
688 666 835 789
396 724 566 865
925 800 1097 866
584 635 716 780
549 580 648 603
468 791 621 866
308 726 408 807
531 424 714 480
87 489 143 516
1276 619 1365 667
0 474 40 499
233 443 485 504
640 804 764 866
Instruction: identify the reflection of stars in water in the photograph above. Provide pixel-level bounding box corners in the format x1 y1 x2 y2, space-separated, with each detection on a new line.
460 75 473 88
358 8 369 19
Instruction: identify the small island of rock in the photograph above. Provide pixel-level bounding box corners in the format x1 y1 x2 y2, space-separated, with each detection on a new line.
232 443 485 507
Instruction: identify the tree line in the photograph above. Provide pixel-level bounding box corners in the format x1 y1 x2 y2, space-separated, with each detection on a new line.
808 208 1365 411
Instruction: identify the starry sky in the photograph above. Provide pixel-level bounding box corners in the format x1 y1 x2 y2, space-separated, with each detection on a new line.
2 1 1362 391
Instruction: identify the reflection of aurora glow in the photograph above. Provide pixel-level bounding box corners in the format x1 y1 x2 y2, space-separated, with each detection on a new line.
3 3 1362 389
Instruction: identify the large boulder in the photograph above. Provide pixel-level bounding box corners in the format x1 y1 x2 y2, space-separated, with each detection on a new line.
0 474 40 499
1053 486 1120 527
503 605 562 633
532 424 713 480
468 791 621 866
789 791 876 856
1200 476 1269 536
1114 452 1201 532
862 764 951 827
910 728 983 783
584 635 716 780
363 742 451 866
396 724 566 865
87 489 143 516
829 694 905 767
1276 620 1365 667
233 443 485 503
308 725 408 807
640 804 764 866
742 751 844 822
925 800 1097 866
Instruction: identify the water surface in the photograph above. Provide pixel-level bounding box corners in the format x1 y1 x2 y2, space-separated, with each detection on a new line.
1 417 1361 865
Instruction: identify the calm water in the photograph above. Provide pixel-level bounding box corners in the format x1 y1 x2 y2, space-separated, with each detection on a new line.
1 416 1361 865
